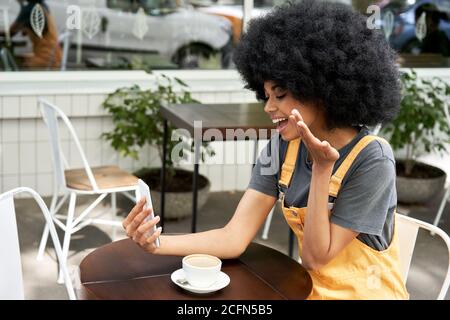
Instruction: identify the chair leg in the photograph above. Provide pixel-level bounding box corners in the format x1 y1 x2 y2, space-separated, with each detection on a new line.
261 206 275 240
58 192 76 284
37 189 59 261
431 186 450 236
111 192 117 240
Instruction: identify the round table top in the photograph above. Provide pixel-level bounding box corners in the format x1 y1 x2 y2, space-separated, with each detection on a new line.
78 239 312 300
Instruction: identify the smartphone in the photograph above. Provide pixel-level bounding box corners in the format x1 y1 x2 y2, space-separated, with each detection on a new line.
137 179 161 248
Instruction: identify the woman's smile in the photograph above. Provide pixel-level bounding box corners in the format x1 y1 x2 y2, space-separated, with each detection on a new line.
263 80 318 141
272 116 289 133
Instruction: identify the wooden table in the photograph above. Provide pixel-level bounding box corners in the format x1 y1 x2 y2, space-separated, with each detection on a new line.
159 103 275 234
78 239 312 300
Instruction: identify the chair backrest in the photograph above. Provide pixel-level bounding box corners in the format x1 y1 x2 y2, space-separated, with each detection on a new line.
396 213 450 300
39 98 99 191
58 31 72 71
0 47 18 71
48 30 71 71
0 187 76 300
0 7 11 46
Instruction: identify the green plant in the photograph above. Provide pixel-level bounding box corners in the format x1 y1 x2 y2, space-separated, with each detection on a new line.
382 69 450 176
102 74 215 181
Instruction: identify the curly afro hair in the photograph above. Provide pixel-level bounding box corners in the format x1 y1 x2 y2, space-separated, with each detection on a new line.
233 0 401 129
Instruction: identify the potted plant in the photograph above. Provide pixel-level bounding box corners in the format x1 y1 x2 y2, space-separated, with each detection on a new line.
381 69 450 204
102 74 215 219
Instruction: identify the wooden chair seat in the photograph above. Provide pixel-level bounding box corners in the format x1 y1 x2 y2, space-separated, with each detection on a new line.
65 166 138 191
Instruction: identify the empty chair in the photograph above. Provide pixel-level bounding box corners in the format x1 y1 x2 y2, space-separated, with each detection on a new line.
397 213 450 300
36 98 139 283
0 187 76 300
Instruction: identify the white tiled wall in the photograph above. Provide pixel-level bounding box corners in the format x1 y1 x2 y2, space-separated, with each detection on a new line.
3 68 448 198
0 71 262 197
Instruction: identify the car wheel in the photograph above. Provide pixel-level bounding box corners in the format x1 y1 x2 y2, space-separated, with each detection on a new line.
179 51 201 69
173 44 217 69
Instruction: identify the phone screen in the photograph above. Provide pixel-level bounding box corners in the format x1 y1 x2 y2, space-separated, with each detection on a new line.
137 179 160 247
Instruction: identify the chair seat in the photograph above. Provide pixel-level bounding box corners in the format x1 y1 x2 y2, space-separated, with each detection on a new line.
65 166 138 191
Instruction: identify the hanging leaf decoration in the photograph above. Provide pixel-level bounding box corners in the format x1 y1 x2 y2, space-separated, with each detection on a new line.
82 8 101 40
30 3 45 38
416 12 427 42
383 10 394 40
132 7 148 40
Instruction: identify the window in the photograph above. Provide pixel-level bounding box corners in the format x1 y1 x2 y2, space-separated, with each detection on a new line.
0 0 448 72
378 0 450 67
107 0 135 12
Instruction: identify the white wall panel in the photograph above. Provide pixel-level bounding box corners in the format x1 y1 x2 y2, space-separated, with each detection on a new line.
2 143 19 175
2 96 20 118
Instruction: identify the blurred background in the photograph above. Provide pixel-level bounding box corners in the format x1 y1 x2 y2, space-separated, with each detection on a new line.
0 0 449 71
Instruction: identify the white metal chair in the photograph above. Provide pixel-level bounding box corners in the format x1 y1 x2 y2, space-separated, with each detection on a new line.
397 213 450 300
0 6 11 46
0 187 76 300
48 30 71 71
36 98 139 283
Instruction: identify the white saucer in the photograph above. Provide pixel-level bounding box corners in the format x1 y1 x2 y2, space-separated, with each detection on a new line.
171 269 230 294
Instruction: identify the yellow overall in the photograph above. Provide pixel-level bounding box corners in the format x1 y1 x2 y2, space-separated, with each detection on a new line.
279 135 409 300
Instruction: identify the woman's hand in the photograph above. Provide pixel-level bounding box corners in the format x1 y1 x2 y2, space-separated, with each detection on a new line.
122 198 162 254
289 109 339 169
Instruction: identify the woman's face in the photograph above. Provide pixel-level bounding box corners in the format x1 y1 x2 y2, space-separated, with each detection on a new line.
263 80 319 141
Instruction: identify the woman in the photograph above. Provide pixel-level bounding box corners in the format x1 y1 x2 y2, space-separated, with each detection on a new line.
6 0 61 69
123 1 408 299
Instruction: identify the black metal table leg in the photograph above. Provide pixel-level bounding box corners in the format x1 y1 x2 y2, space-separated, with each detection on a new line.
289 229 295 258
192 139 200 233
160 120 168 230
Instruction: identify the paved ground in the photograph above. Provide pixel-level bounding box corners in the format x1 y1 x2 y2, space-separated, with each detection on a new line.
15 189 450 300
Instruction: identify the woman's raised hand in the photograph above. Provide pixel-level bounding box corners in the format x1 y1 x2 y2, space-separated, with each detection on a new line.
122 198 162 253
289 109 339 169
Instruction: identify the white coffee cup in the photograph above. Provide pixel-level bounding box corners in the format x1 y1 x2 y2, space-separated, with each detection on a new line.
182 254 222 288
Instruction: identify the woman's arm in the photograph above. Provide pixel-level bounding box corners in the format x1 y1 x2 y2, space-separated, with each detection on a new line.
289 110 358 271
302 163 358 270
123 188 277 259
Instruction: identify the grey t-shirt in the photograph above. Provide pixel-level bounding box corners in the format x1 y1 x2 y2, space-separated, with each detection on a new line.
248 127 396 251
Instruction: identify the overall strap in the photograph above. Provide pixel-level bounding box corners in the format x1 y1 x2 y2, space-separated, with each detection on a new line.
329 135 389 198
279 138 301 188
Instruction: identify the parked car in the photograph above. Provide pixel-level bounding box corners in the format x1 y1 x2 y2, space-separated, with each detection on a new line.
380 0 450 54
0 0 233 68
190 0 275 44
192 0 353 44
